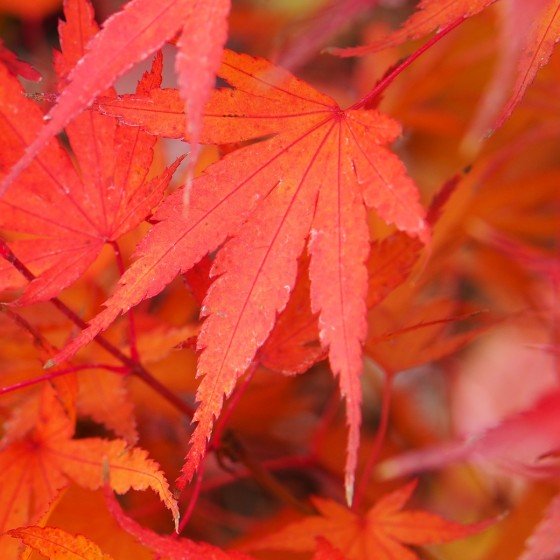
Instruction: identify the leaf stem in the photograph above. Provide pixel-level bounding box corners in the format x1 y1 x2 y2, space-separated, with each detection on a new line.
349 17 465 111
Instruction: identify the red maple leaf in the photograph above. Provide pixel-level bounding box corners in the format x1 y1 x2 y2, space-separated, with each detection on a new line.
51 49 429 502
330 0 497 57
0 0 180 303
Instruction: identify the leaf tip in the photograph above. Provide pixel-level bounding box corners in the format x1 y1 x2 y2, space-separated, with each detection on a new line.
43 358 56 370
345 473 355 507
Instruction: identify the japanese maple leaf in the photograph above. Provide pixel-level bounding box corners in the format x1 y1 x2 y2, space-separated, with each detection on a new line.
0 0 230 197
51 49 429 502
0 0 180 304
9 526 115 560
0 385 178 557
332 0 560 133
250 480 491 560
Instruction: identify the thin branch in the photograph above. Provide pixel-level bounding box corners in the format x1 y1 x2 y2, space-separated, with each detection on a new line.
202 453 315 492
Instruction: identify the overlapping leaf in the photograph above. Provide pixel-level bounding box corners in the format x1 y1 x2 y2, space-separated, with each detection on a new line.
0 0 179 304
0 39 40 81
51 49 428 500
0 0 230 196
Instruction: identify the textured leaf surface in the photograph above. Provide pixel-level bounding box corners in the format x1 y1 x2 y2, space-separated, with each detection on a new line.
0 0 178 196
77 369 137 445
0 0 177 303
53 49 428 498
252 481 490 560
8 526 114 560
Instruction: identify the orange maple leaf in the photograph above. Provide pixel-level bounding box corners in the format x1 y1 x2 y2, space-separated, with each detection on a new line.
51 49 429 502
0 384 178 556
251 481 491 560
